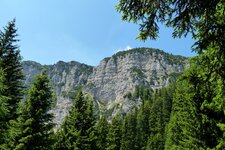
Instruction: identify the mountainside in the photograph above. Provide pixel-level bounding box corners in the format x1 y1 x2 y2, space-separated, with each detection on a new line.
22 48 188 125
22 60 93 125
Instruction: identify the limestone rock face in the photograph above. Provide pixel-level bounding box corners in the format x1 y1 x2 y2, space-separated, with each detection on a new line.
23 60 93 125
22 48 188 125
23 60 93 94
84 48 187 115
85 48 187 105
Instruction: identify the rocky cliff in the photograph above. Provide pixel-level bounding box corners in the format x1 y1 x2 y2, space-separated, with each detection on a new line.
22 48 188 125
22 60 93 125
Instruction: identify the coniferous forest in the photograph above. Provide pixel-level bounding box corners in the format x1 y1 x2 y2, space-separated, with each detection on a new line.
1 0 225 149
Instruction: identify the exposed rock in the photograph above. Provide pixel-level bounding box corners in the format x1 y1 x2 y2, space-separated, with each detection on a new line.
23 60 93 125
22 48 188 125
84 48 187 115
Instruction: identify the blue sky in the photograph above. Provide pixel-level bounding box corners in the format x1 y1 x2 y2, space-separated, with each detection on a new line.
0 0 195 66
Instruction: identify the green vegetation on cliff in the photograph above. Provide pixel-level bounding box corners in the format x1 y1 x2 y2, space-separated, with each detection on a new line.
110 48 186 65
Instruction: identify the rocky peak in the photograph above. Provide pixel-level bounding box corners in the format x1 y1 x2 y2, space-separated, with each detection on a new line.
23 60 93 93
23 47 188 125
85 48 187 105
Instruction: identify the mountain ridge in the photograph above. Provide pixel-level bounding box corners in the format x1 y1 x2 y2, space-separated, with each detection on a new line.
22 47 188 125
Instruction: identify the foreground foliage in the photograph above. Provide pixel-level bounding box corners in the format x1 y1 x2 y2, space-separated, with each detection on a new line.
117 0 225 149
0 19 24 148
8 71 54 150
54 91 96 150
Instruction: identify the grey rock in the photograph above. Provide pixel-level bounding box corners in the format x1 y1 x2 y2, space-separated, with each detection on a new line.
23 48 188 125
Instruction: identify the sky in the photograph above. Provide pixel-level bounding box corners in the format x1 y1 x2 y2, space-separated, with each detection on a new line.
0 0 196 66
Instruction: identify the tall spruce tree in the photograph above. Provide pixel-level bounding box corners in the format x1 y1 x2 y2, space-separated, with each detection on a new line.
95 115 109 150
164 80 202 149
135 100 151 150
7 71 54 150
0 19 24 121
120 109 137 150
0 69 8 117
165 53 225 149
0 69 9 148
106 114 122 150
0 19 24 148
147 94 164 150
56 91 96 150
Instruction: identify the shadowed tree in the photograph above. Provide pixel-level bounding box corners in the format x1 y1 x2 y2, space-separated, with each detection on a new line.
0 69 9 148
7 71 54 150
0 19 24 121
55 91 96 150
95 115 109 150
106 114 122 150
120 109 137 150
0 19 24 148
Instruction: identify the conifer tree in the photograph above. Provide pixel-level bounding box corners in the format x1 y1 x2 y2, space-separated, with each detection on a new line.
147 95 164 150
165 80 202 149
95 115 109 150
135 100 150 150
7 71 54 150
0 69 9 148
165 54 225 149
106 114 122 150
0 19 24 148
57 91 96 150
52 128 65 149
0 19 24 121
0 69 8 119
161 85 174 127
120 109 137 150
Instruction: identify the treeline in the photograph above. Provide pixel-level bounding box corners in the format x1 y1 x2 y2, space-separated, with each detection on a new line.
55 66 225 150
51 84 174 150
